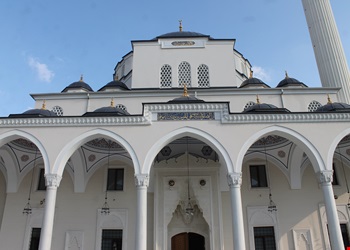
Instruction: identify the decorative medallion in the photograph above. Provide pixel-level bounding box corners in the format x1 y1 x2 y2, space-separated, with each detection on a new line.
88 154 96 162
21 154 29 162
158 112 215 121
201 146 213 156
161 146 172 156
278 150 286 158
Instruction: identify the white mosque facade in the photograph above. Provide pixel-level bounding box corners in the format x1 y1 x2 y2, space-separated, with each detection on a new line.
1 1 350 250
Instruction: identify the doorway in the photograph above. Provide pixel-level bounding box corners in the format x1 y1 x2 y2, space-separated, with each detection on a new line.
171 232 205 250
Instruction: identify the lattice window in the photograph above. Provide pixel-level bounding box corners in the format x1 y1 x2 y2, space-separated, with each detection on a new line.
244 101 256 111
178 61 191 87
51 106 63 116
116 104 127 111
308 100 322 112
160 64 172 88
197 64 209 87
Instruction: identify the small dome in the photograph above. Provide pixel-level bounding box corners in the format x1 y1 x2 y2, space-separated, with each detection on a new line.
83 99 130 116
240 73 270 88
98 77 129 92
155 31 210 40
22 109 58 117
243 96 290 113
62 75 93 93
9 101 57 118
277 72 307 88
315 100 350 112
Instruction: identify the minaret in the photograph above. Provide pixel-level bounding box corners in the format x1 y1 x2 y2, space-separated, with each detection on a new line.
302 0 350 103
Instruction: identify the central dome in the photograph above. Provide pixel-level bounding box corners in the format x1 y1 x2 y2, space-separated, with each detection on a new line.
154 31 211 40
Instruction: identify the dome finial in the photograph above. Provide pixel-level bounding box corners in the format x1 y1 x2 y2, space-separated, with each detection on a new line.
256 95 261 104
41 100 46 110
249 71 253 79
327 94 332 104
114 74 119 81
110 98 115 107
183 84 189 97
179 20 183 32
80 74 84 82
285 71 289 79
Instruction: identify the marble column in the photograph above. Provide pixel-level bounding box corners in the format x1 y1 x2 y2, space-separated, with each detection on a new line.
227 172 246 250
302 0 350 103
134 174 149 250
39 174 62 250
318 170 343 249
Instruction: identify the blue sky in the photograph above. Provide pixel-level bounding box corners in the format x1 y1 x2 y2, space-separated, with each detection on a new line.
0 0 349 117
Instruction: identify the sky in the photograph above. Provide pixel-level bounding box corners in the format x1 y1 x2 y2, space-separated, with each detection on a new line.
0 0 349 117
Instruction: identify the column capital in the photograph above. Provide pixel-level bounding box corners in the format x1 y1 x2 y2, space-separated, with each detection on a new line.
227 172 242 187
317 170 333 184
45 174 62 188
135 174 149 187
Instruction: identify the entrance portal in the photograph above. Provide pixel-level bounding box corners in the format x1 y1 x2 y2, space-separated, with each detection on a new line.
171 232 205 250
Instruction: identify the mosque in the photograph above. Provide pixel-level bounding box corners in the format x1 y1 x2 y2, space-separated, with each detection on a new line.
0 0 350 249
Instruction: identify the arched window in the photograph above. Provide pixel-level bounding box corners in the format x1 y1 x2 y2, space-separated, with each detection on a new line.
178 61 191 87
197 64 209 87
308 100 322 112
160 64 172 88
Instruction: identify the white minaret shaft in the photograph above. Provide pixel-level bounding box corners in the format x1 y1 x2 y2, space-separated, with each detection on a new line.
302 0 350 103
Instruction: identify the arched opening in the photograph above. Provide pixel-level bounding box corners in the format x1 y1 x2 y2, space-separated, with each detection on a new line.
171 232 205 250
152 136 221 250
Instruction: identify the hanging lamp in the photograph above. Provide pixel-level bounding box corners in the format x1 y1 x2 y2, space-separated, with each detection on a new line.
23 148 38 215
101 141 111 215
185 137 194 216
264 138 277 213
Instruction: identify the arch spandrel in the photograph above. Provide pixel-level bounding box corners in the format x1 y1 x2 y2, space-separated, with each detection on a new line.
236 125 326 174
142 126 234 175
53 128 140 177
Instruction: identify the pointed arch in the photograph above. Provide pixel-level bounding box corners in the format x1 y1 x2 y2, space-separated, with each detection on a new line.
52 129 140 177
0 130 49 192
328 128 350 172
236 125 325 173
143 126 233 175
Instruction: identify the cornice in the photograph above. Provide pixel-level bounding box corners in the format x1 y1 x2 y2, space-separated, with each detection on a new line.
0 116 150 127
1 103 350 127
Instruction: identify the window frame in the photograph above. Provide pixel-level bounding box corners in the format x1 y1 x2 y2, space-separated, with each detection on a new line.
106 168 124 191
249 164 268 188
29 228 41 250
253 226 277 250
37 168 46 191
101 229 123 250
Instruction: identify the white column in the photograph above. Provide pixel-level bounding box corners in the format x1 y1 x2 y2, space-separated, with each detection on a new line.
227 172 246 250
39 174 62 250
318 170 343 249
134 174 149 250
302 0 350 103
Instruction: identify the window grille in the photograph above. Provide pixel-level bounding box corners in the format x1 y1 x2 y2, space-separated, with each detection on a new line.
101 229 123 250
244 101 256 111
254 227 276 250
116 104 127 111
160 64 172 88
52 106 63 116
178 61 191 87
308 100 322 112
197 64 210 87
